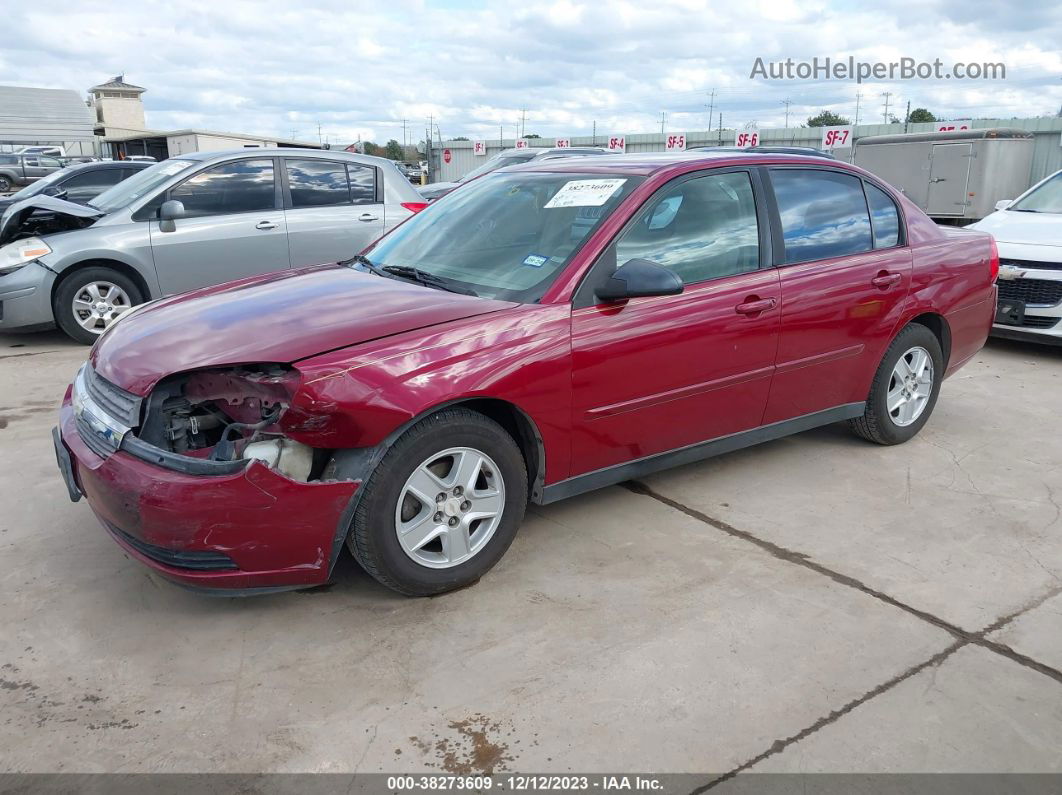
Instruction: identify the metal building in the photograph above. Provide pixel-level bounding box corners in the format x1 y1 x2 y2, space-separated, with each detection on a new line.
0 85 96 156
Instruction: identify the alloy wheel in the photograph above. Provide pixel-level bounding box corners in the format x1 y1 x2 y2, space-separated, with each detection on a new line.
394 446 506 569
71 281 132 335
887 345 934 427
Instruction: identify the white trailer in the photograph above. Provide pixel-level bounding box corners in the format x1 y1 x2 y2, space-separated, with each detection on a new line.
853 128 1034 223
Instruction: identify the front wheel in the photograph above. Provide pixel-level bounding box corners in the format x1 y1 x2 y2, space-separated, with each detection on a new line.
347 408 528 596
849 323 944 445
0 175 13 192
53 267 144 345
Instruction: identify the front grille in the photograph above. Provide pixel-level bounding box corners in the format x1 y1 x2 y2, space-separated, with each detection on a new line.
1000 258 1062 272
76 412 119 459
997 278 1062 307
1018 316 1060 330
84 365 142 428
105 522 238 571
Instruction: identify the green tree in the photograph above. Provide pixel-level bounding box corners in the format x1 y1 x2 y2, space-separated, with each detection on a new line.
908 108 937 123
450 136 470 141
524 133 541 138
360 141 382 156
384 139 404 160
805 110 851 127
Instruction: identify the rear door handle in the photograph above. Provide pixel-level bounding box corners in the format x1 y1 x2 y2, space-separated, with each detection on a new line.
735 297 777 315
871 272 903 289
358 213 380 222
255 220 278 230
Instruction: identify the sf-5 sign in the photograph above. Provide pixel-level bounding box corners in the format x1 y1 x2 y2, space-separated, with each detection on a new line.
665 134 686 151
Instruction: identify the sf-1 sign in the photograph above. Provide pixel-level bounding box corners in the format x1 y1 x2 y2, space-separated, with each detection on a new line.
514 139 529 149
555 138 571 148
734 129 760 148
820 126 853 150
665 134 686 151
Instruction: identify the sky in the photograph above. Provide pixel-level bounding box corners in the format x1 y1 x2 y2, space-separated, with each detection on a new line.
1 0 1059 147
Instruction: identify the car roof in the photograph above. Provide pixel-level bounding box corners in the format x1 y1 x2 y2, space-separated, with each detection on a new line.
174 147 393 168
505 150 855 177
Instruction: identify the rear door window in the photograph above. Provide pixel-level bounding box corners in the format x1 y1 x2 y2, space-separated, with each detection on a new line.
769 169 873 264
286 160 352 207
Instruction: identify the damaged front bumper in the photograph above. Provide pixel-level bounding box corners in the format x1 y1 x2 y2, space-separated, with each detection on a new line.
56 387 360 593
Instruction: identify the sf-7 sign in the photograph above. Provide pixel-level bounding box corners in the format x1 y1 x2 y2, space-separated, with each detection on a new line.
821 126 852 150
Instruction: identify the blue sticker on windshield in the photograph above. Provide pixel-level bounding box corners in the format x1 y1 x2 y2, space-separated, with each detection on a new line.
523 253 549 268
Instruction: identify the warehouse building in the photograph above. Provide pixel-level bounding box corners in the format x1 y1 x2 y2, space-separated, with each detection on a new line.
0 85 96 156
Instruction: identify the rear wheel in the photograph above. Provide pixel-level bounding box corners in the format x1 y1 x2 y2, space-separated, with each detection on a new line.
0 175 13 192
347 408 528 596
53 267 144 345
849 323 943 445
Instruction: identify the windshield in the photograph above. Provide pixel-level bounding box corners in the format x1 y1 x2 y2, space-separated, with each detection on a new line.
365 171 643 302
90 159 195 213
7 167 70 200
1010 172 1062 214
457 152 537 183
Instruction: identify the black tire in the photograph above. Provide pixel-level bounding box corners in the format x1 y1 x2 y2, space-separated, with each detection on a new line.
849 323 944 445
347 408 528 596
53 267 145 345
0 175 12 192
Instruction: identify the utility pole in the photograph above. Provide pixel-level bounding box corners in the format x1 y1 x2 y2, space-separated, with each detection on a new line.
401 119 407 150
660 111 666 134
316 121 322 145
854 91 862 126
499 124 503 147
519 108 526 139
592 120 596 146
881 91 892 124
718 113 723 146
781 98 791 129
903 100 912 132
706 88 716 133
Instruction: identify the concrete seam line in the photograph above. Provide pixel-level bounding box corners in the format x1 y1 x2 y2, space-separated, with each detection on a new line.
691 641 967 793
622 480 968 639
0 350 64 361
625 480 1062 685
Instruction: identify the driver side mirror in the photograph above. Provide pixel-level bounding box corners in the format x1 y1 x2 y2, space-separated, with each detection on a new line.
595 258 684 302
158 199 185 233
994 199 1012 211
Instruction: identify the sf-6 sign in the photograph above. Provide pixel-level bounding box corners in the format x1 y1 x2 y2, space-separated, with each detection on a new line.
665 134 686 151
820 126 853 150
734 129 760 148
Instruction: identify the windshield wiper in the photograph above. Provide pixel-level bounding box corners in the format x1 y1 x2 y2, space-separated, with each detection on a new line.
380 265 479 296
342 254 478 296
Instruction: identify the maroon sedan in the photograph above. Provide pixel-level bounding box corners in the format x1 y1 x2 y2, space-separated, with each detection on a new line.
54 152 998 596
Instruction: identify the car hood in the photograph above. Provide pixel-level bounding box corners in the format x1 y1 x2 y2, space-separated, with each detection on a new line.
971 210 1062 248
90 264 517 396
0 195 103 244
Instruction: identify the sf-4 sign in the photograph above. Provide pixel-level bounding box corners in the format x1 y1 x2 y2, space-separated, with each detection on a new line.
734 129 760 148
607 136 626 153
820 126 852 150
665 134 686 151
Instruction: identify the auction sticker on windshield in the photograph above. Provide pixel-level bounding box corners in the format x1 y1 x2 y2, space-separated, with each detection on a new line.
544 179 627 208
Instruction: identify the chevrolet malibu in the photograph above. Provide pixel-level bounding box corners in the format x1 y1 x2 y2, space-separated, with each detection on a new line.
54 152 998 596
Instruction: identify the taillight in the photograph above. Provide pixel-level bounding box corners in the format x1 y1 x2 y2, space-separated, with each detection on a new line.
989 237 1000 283
401 202 429 214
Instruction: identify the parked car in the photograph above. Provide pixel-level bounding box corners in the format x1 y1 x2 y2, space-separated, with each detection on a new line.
0 153 65 192
53 151 997 597
418 146 617 200
0 160 152 215
691 145 836 159
970 168 1062 344
15 145 67 157
0 149 427 344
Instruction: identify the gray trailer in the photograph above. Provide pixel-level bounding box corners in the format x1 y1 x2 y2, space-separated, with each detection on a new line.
853 128 1034 223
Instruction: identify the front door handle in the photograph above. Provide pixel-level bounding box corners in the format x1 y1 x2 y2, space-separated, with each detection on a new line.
255 220 278 230
735 296 777 315
358 213 380 222
871 272 903 289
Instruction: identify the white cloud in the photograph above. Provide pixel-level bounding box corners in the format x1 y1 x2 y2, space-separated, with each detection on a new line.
0 0 1057 145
